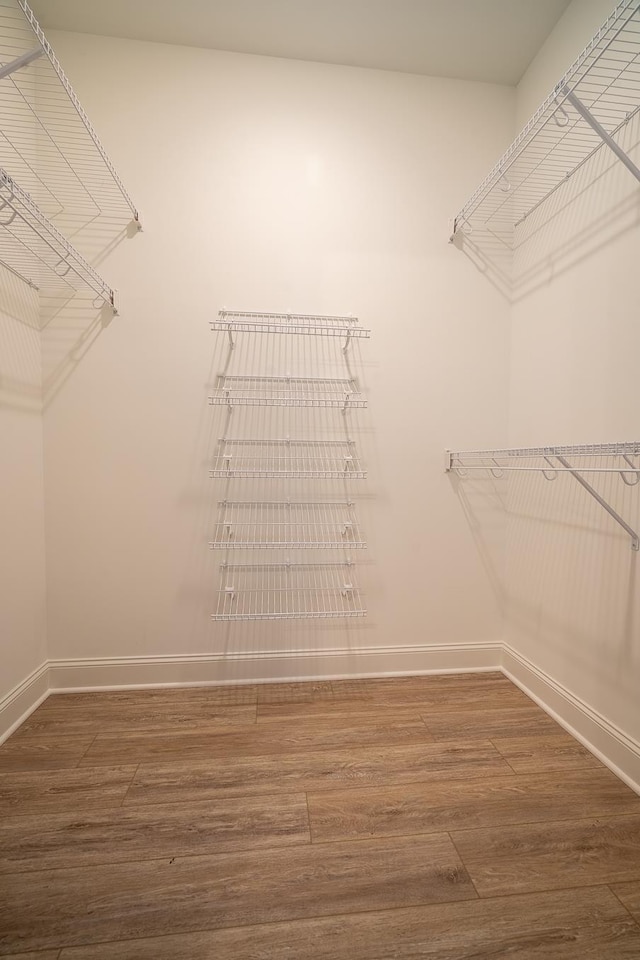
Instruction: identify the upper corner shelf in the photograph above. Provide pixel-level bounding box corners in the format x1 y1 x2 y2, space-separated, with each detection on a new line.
450 0 640 251
0 0 141 307
211 310 370 340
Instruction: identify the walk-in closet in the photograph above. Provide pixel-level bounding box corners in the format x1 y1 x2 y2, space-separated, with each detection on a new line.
1 0 640 955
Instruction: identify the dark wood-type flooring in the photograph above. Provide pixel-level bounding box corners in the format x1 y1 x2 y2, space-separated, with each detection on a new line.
1 672 640 957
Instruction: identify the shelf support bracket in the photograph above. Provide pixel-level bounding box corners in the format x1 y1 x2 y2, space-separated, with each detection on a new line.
0 47 43 81
560 84 640 185
556 455 640 551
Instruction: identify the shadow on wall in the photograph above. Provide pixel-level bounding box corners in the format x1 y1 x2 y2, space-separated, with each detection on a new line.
454 461 639 729
452 116 640 303
0 218 137 413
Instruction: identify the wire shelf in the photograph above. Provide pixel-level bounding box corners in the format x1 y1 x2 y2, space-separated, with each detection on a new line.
211 439 366 479
210 500 367 549
211 310 370 338
451 0 640 251
447 441 640 470
209 375 367 409
212 562 366 620
446 442 640 550
0 0 139 226
0 168 115 306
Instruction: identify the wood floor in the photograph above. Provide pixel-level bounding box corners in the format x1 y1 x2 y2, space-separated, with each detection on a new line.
1 672 640 958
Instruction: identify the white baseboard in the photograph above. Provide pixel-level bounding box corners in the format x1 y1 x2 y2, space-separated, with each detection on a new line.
48 642 502 691
0 662 49 745
502 643 640 796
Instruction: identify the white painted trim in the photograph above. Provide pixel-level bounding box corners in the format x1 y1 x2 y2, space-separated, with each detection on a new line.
47 642 502 691
501 643 640 796
0 662 49 744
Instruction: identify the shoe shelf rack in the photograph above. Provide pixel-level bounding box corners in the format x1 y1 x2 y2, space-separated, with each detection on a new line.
210 311 370 620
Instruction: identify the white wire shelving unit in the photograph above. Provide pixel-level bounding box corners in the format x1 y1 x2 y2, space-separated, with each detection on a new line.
210 500 367 550
446 442 640 550
450 0 640 257
209 308 370 620
211 438 366 480
0 0 140 308
209 375 366 409
212 562 366 621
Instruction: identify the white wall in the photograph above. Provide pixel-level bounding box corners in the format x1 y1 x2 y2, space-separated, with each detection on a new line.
41 32 514 681
0 290 47 707
505 0 640 751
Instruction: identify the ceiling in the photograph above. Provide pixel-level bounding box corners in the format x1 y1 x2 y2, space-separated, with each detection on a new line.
29 0 572 86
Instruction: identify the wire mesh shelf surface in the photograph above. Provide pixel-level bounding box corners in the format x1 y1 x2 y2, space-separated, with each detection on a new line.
209 375 367 409
451 0 640 249
210 501 367 549
211 439 366 479
213 562 366 620
0 0 139 226
212 310 370 338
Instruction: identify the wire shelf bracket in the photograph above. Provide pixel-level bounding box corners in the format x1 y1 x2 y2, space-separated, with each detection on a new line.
450 0 640 250
446 443 640 550
0 44 41 79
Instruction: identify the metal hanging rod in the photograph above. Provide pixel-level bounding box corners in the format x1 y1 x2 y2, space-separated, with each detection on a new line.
210 500 367 550
211 438 366 480
446 443 640 551
450 0 640 251
0 168 116 309
209 375 366 410
212 561 366 620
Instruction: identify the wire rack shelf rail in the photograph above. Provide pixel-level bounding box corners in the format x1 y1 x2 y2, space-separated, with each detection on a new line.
210 500 366 549
209 375 366 409
212 562 366 620
211 438 366 480
450 0 640 251
212 310 370 341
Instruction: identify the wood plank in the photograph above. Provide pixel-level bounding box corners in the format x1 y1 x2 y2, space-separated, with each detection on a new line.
14 703 257 738
307 768 640 842
125 741 513 806
611 881 640 925
2 953 61 960
0 736 93 772
0 834 475 953
43 687 258 706
0 766 137 818
80 714 433 766
422 705 564 741
452 814 640 897
0 794 310 873
56 887 640 960
256 681 333 703
329 672 508 700
491 733 602 774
